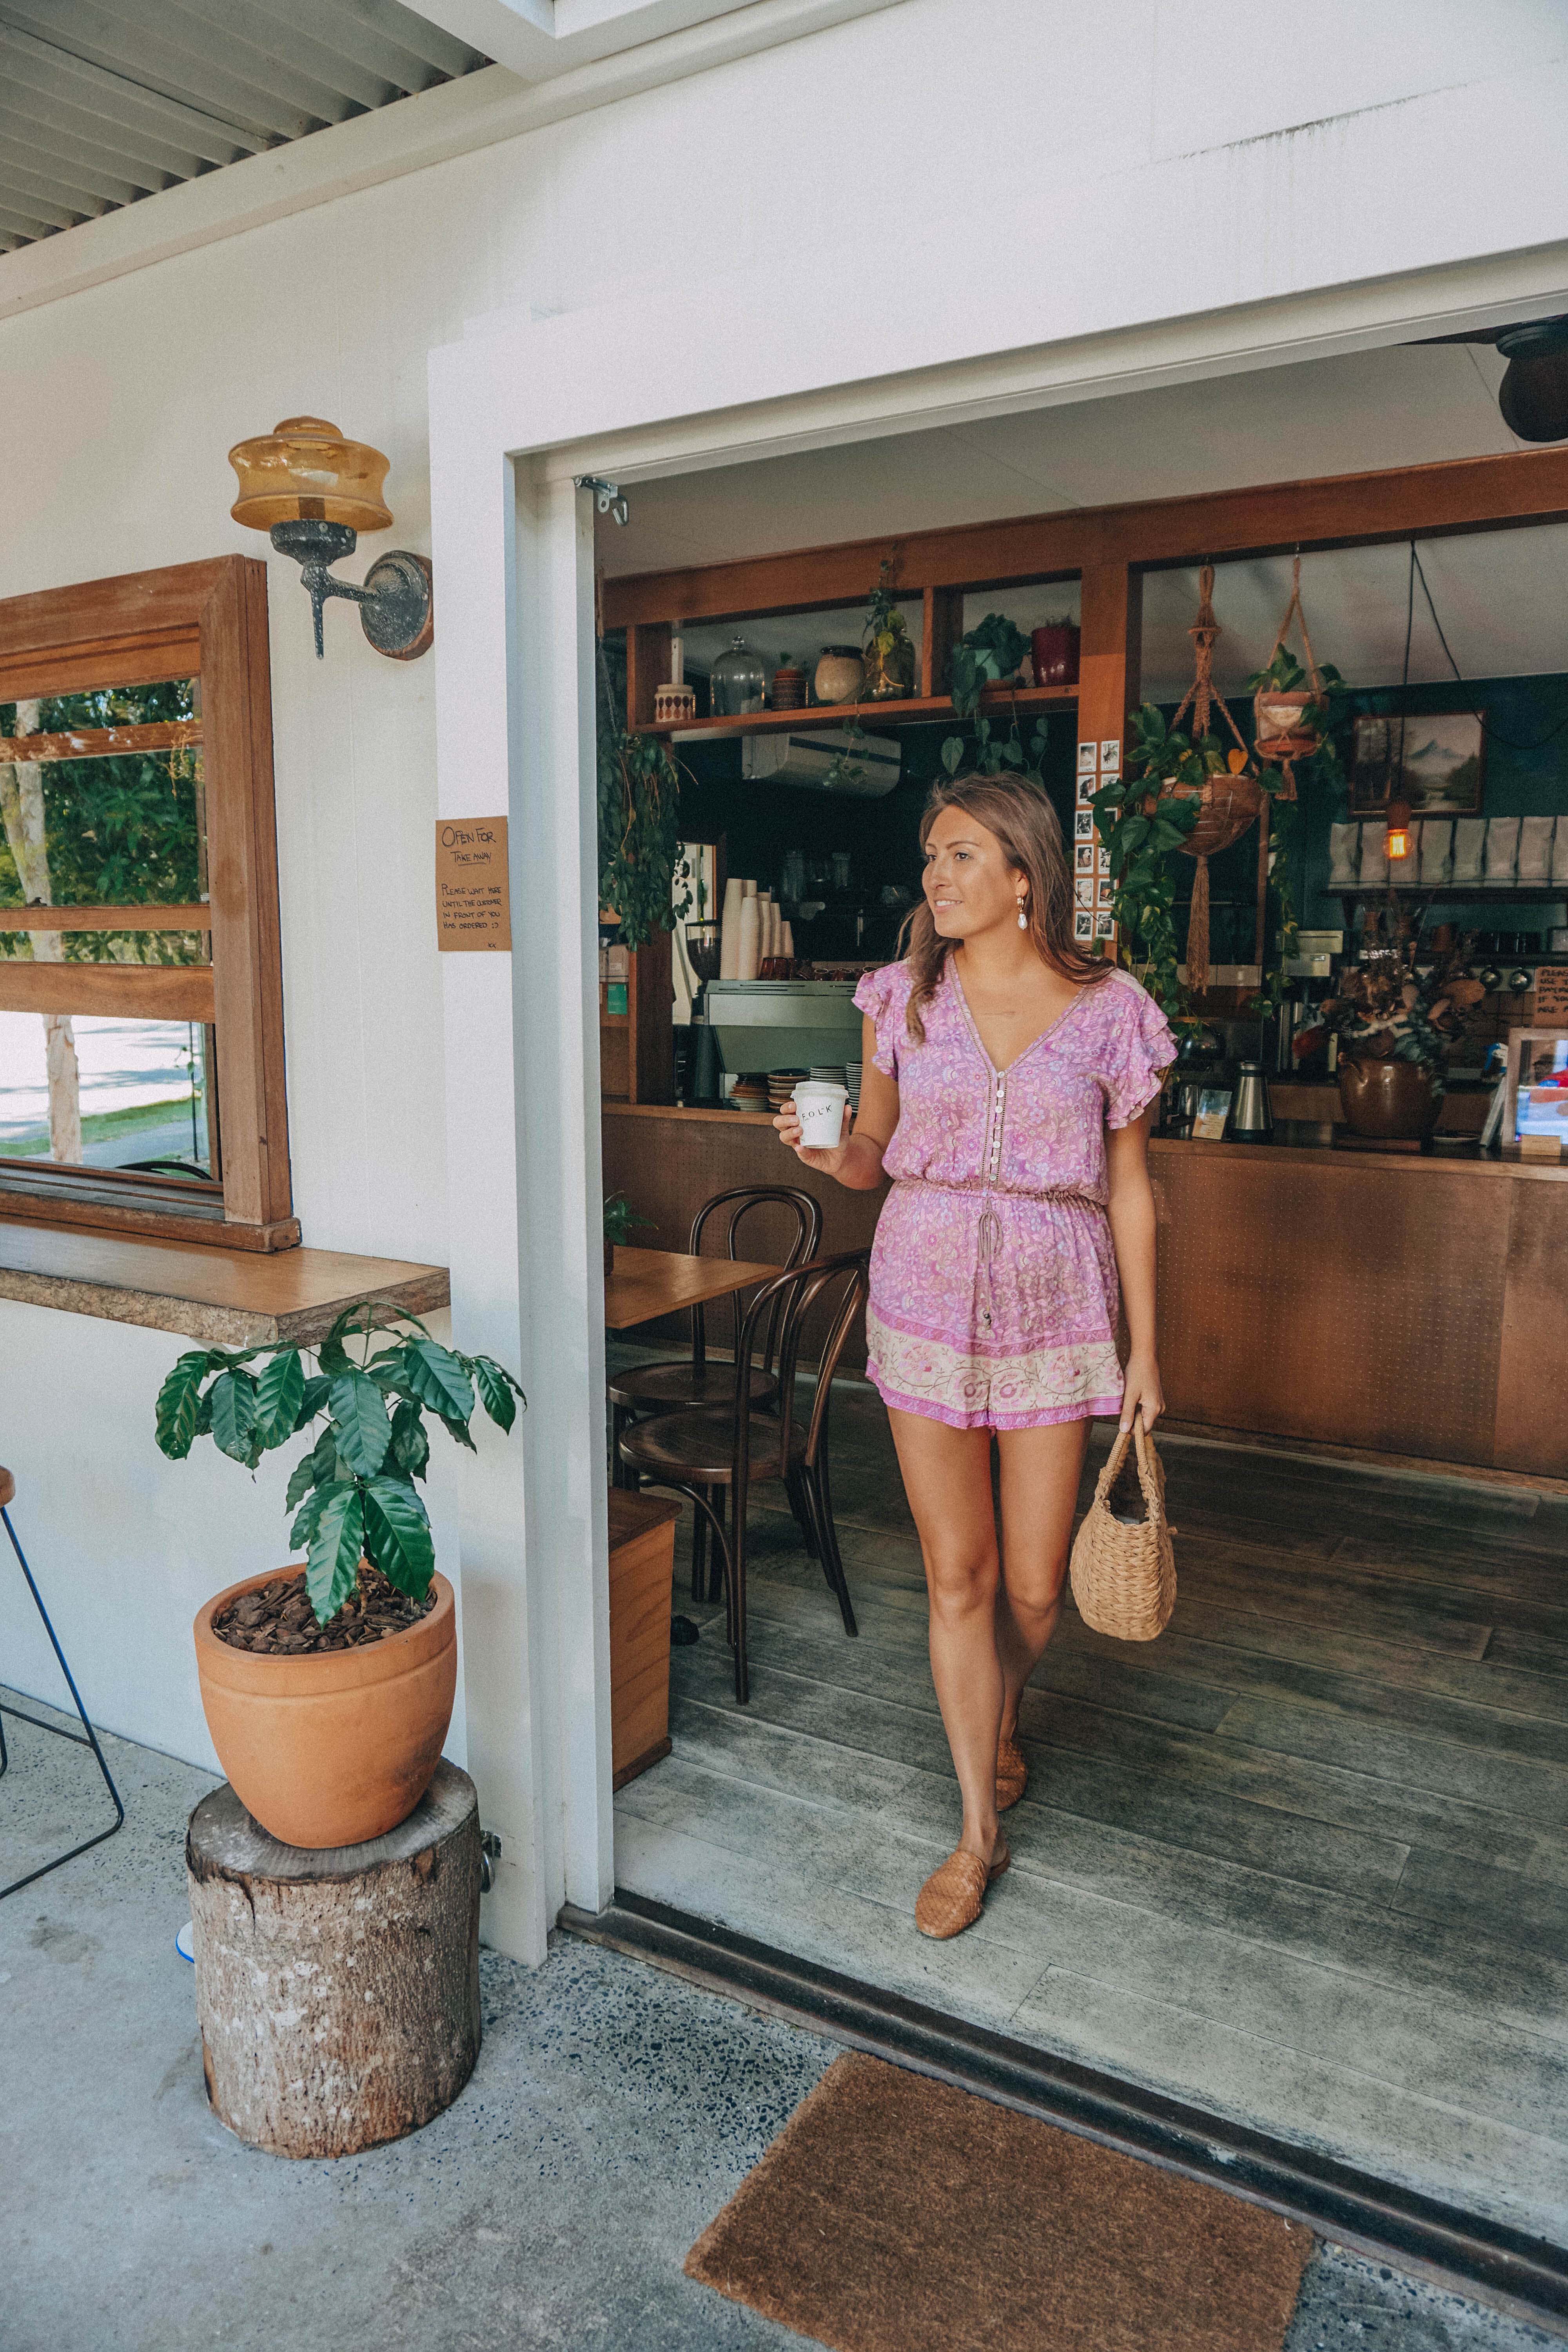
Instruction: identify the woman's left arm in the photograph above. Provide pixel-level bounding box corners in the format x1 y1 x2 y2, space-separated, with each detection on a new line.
1105 1099 1165 1432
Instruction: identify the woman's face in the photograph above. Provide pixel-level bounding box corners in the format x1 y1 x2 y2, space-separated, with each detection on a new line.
922 804 1027 939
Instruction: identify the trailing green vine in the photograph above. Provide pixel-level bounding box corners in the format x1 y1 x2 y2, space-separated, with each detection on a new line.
595 635 692 949
940 614 1050 786
1091 706 1207 1022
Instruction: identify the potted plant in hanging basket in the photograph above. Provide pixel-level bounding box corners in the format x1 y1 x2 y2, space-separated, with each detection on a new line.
1322 921 1484 1139
155 1303 523 1849
1243 558 1346 789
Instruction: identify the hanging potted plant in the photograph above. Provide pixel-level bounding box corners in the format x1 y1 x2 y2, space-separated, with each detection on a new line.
1096 568 1266 1002
1322 920 1485 1139
1244 557 1345 790
860 557 918 701
155 1303 523 1849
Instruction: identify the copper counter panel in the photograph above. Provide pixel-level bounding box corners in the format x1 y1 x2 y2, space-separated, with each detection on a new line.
605 1115 1567 1478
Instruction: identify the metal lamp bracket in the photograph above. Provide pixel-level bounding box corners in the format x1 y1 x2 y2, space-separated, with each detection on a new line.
575 475 629 526
268 519 434 660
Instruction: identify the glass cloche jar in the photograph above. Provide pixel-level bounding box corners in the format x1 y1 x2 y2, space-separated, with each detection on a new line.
708 635 768 717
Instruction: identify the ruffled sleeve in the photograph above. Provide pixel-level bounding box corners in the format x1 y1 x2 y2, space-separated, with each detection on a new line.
1102 976 1176 1129
853 962 907 1079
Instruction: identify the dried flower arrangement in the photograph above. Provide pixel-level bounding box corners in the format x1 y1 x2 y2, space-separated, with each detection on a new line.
1320 911 1486 1100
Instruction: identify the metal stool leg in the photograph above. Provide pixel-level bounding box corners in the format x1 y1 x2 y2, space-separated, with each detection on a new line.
1 1505 124 1901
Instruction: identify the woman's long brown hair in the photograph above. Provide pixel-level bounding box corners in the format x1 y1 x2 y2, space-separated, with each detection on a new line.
899 771 1112 1043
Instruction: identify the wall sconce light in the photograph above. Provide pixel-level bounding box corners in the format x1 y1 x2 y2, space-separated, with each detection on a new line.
1385 796 1413 865
228 417 434 660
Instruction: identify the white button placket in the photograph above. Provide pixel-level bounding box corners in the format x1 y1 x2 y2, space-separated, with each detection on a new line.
980 1071 1006 1328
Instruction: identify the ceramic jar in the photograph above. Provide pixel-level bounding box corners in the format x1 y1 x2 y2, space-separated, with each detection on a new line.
1031 622 1080 686
813 646 865 704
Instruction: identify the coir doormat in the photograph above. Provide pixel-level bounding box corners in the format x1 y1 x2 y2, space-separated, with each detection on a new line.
686 2053 1312 2352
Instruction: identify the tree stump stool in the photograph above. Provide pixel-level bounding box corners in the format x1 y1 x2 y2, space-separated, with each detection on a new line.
186 1758 481 2159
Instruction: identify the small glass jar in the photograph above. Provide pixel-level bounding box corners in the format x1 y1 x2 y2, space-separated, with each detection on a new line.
709 636 768 717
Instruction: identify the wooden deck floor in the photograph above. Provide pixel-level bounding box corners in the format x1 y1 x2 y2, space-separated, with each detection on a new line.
612 1375 1568 2244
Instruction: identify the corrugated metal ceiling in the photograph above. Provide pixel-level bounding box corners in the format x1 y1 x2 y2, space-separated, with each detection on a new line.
0 0 488 252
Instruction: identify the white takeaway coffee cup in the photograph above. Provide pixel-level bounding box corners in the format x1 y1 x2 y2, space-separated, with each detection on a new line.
794 1082 849 1147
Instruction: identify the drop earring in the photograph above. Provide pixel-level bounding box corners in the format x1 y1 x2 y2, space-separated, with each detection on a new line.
1017 898 1028 929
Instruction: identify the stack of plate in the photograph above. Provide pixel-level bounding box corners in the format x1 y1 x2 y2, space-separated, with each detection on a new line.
845 1060 863 1111
732 1074 770 1111
767 1067 808 1113
809 1064 847 1086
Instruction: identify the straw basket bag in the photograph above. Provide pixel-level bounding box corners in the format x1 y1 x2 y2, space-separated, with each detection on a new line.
1068 1413 1175 1642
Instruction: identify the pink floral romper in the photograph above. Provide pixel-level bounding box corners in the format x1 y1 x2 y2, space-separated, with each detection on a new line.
853 960 1174 1430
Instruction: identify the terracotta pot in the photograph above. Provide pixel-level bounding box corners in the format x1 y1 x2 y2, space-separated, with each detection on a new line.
1337 1058 1441 1139
1254 689 1322 762
813 646 865 705
194 1567 457 1849
1031 622 1080 687
1150 770 1265 859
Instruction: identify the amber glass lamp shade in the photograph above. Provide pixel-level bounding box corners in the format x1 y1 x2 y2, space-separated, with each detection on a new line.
227 417 393 533
1385 796 1412 865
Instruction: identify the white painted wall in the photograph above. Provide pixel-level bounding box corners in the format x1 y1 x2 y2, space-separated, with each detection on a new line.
2 0 1566 1916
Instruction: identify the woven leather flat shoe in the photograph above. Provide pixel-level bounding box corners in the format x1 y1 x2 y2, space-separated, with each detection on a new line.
996 1731 1027 1811
915 1842 1010 1940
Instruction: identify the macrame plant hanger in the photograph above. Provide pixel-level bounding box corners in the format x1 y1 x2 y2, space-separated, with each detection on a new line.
1167 564 1257 996
1253 553 1325 804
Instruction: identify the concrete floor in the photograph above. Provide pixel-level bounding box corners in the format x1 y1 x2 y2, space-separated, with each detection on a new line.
1 1697 1561 2351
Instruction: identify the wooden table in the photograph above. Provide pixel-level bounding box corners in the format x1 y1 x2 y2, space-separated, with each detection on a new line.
603 1245 782 1331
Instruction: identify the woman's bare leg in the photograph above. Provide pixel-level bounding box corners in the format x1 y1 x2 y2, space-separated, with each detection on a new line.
887 1408 1007 1865
993 1418 1092 1740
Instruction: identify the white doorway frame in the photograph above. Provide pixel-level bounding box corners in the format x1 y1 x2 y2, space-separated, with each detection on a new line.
427 237 1568 1967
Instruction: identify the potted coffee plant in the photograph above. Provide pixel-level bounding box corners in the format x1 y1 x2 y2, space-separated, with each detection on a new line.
156 1302 523 1849
1322 920 1485 1139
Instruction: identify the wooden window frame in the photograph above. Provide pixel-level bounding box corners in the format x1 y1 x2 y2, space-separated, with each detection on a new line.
0 555 296 1251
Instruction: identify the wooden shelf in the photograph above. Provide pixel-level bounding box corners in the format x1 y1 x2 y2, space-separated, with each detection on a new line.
635 683 1078 740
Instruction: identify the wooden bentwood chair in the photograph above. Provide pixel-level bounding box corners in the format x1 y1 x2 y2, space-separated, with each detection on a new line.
607 1187 822 1481
616 1249 870 1704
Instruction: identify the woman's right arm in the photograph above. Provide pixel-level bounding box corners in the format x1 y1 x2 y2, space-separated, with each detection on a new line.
773 1012 895 1191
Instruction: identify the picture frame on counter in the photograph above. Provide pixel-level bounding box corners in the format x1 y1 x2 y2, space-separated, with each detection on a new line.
1192 1087 1233 1142
1504 1027 1568 1157
1348 708 1485 815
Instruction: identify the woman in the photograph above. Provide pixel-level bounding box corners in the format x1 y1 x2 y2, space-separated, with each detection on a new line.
775 773 1172 1940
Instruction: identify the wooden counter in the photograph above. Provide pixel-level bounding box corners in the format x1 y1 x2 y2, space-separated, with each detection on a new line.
1149 1138 1566 1479
604 1107 1566 1479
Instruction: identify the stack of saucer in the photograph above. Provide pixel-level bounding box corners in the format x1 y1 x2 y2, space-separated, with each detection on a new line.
768 1067 808 1114
731 1074 770 1112
845 1060 863 1111
809 1064 847 1087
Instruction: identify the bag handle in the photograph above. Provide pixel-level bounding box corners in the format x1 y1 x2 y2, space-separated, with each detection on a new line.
1091 1409 1163 1523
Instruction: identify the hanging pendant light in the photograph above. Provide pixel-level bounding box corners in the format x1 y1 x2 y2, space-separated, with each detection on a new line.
1385 796 1413 865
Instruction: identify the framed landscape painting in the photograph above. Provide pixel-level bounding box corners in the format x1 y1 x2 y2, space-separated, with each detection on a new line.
1349 710 1485 815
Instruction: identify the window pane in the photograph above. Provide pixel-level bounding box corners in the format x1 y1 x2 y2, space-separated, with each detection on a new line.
0 676 206 914
0 1011 212 1179
0 677 216 1192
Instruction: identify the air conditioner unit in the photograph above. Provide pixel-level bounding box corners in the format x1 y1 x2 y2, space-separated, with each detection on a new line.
741 728 901 797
